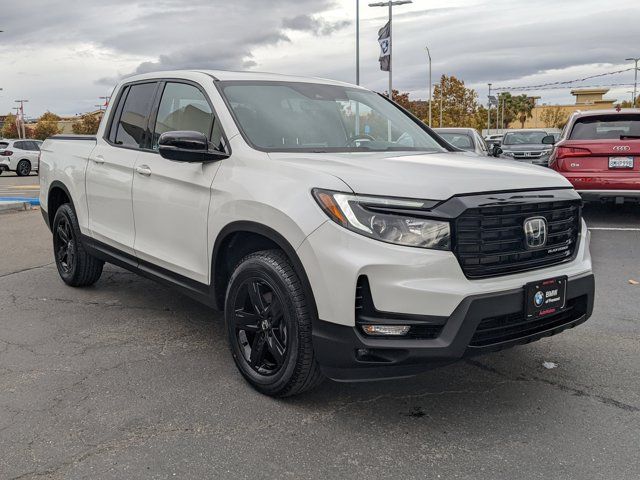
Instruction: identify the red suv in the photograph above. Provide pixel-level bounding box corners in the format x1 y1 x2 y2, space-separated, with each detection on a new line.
547 109 640 202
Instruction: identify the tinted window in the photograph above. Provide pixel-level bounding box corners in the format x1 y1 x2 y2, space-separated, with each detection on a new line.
27 141 40 151
114 82 157 148
221 81 446 153
569 114 640 140
153 82 214 149
108 86 129 143
0 142 9 149
439 133 473 150
13 141 27 150
502 131 547 145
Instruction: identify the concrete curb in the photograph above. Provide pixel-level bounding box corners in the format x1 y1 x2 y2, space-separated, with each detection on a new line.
0 201 32 213
0 196 40 206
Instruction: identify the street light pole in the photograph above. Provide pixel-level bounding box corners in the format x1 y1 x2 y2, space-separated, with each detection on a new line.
15 99 28 139
369 0 412 101
439 77 444 127
425 46 432 127
356 0 360 86
487 83 492 136
625 57 639 106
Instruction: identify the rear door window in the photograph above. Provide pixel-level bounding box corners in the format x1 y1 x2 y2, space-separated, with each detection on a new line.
113 82 158 148
570 114 640 140
13 141 27 150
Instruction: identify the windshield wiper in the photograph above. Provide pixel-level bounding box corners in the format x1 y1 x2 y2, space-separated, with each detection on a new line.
620 135 640 139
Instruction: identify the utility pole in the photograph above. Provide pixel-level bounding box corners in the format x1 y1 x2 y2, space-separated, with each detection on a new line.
12 106 20 138
356 0 360 86
425 46 432 127
439 77 444 127
487 83 492 136
369 0 412 101
355 1 360 135
625 57 639 106
15 99 28 139
501 94 506 130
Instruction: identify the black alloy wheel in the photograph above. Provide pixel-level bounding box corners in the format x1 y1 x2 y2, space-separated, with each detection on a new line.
232 278 288 376
52 204 104 287
54 215 75 274
225 250 324 397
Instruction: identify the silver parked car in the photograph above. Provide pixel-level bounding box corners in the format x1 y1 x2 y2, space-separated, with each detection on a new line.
496 130 553 166
434 128 490 156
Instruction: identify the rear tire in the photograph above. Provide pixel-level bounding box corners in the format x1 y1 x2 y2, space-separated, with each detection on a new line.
16 160 31 176
225 250 324 397
53 204 104 287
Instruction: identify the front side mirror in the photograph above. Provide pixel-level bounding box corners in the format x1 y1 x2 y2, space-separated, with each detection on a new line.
541 135 556 145
158 130 229 162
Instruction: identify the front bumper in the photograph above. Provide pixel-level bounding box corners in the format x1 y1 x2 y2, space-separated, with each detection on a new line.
313 273 594 381
578 190 640 202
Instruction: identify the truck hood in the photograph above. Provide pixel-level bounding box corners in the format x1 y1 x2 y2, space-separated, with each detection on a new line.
268 151 571 200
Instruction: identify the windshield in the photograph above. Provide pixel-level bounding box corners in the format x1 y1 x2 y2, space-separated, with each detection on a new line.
570 114 640 140
220 81 447 153
438 132 473 150
502 131 547 145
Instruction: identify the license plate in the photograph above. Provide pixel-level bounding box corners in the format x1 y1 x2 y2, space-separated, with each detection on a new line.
609 156 634 169
525 276 567 319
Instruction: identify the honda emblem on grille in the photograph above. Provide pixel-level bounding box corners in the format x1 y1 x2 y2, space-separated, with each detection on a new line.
523 216 547 249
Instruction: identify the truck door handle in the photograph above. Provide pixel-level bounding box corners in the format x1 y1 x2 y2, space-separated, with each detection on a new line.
91 155 105 164
135 165 152 176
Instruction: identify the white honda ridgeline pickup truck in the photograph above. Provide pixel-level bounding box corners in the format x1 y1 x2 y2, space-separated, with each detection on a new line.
39 71 594 396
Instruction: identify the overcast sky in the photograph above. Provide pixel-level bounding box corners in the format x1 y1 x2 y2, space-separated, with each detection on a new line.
1 0 639 118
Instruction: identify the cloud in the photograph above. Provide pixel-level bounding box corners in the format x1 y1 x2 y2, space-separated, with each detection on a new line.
1 0 640 115
282 14 351 36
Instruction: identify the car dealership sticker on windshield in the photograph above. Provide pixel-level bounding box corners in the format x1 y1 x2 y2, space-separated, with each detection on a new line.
543 361 558 369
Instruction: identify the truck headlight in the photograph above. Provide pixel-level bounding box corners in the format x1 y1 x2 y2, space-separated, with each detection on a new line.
312 189 450 250
502 151 514 157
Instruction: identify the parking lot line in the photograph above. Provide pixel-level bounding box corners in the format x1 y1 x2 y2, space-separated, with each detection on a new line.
588 227 640 231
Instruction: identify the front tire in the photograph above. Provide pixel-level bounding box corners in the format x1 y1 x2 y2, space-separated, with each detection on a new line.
53 204 104 287
16 160 31 176
225 250 324 397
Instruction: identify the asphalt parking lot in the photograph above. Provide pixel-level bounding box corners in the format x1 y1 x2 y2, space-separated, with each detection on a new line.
1 176 639 479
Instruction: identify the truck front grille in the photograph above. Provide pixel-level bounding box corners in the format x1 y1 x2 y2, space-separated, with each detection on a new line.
512 151 544 159
454 199 581 278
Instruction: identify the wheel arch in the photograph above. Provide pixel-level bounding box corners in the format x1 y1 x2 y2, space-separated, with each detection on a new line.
211 221 318 319
46 180 75 230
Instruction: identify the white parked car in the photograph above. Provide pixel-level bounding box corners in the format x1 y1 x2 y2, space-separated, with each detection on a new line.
0 139 42 176
39 71 594 396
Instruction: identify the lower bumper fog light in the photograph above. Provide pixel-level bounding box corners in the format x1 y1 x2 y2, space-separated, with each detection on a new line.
361 325 410 336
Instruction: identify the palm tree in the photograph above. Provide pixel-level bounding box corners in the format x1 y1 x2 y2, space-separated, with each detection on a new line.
511 94 535 128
